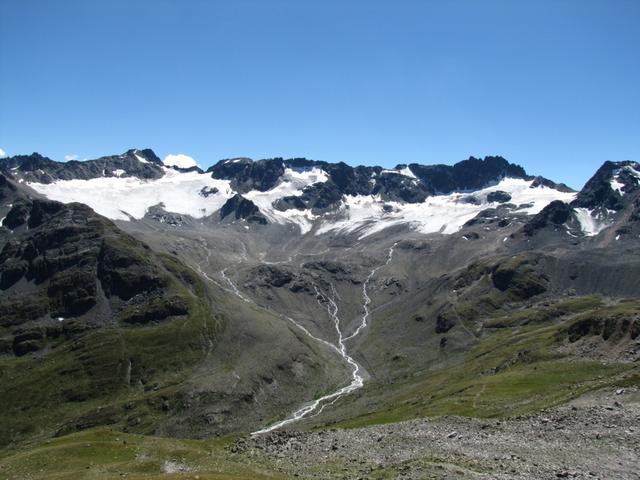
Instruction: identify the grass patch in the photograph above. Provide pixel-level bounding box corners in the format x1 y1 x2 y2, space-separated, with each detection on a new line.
338 306 638 428
0 428 283 480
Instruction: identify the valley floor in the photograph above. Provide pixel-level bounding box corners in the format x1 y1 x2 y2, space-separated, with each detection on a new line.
1 386 638 480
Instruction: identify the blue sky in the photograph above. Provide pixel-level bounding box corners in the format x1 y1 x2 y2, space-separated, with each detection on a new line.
1 0 638 189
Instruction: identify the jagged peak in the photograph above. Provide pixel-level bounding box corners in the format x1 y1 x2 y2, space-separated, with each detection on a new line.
572 159 640 211
124 148 163 165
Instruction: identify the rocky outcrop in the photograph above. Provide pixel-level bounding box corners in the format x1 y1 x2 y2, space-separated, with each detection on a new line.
522 200 573 236
207 155 537 210
0 149 165 183
571 161 639 211
208 158 285 193
487 190 512 203
0 197 198 353
219 194 267 224
491 257 548 300
409 156 527 194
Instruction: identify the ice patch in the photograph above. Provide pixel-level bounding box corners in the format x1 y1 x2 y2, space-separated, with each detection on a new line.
574 208 608 236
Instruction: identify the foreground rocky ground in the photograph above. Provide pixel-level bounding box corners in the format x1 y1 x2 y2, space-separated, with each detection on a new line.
231 386 640 479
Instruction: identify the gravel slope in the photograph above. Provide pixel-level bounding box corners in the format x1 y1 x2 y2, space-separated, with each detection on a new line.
231 387 640 479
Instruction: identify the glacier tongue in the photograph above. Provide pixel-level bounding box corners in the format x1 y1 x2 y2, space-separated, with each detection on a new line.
316 178 577 238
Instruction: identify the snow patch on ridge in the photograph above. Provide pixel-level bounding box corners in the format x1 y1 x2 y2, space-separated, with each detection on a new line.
610 164 640 195
380 166 417 179
134 153 149 164
164 153 198 169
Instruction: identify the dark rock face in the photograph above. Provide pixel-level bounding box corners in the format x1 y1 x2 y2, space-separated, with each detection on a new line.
371 172 428 203
119 294 189 324
0 197 191 354
274 195 307 211
208 158 285 193
219 194 267 224
199 186 219 197
289 182 344 210
206 155 535 211
529 176 574 192
571 161 638 211
0 173 17 200
487 191 512 203
522 201 573 236
0 149 165 183
409 156 527 194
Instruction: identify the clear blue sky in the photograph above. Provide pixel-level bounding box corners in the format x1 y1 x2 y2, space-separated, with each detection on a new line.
1 0 638 189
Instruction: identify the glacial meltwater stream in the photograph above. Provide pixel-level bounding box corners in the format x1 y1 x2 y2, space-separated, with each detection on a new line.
250 242 398 435
195 241 397 435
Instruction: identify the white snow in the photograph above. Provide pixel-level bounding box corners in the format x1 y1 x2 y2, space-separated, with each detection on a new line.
134 153 149 164
317 178 576 239
610 175 626 195
163 153 198 169
244 167 329 234
112 169 126 177
380 166 417 179
610 164 640 195
28 168 234 221
399 166 417 178
27 167 583 239
574 208 608 236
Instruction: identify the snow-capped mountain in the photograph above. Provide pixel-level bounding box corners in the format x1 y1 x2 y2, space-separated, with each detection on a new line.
1 148 640 453
6 149 635 240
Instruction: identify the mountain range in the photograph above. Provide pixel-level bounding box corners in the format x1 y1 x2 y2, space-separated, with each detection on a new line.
0 149 639 478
